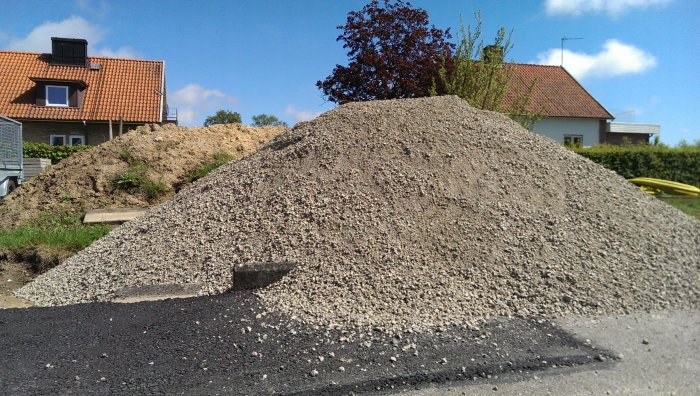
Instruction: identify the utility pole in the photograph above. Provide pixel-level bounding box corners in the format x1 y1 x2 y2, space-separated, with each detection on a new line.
561 37 583 66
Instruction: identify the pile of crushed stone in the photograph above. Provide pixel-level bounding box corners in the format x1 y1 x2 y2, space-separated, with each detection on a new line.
0 123 284 228
16 96 700 331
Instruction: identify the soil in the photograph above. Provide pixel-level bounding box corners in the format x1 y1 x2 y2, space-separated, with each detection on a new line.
0 123 285 228
0 261 32 308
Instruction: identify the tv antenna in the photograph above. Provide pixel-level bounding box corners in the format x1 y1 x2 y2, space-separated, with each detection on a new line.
561 37 583 66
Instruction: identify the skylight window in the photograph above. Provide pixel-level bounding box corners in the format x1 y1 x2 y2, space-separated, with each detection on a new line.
46 85 69 107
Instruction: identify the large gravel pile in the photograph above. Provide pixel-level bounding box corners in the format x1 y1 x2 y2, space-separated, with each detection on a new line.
16 96 700 331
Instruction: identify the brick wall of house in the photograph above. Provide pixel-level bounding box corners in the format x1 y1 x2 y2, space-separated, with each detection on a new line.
21 120 143 146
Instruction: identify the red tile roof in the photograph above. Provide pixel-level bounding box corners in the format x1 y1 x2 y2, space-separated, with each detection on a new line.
0 51 164 123
507 64 613 119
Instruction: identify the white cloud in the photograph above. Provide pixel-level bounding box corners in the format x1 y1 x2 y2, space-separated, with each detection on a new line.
284 105 322 122
544 0 673 17
4 16 135 58
94 47 137 59
6 16 104 52
170 84 238 126
177 108 197 125
534 39 656 80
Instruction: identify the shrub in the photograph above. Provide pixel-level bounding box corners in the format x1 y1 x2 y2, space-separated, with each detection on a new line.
23 142 90 164
572 144 700 186
112 153 168 201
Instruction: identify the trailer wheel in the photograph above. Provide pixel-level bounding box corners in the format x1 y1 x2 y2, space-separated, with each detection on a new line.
6 179 16 195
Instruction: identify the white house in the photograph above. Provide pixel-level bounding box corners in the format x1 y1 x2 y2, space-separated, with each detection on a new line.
508 64 658 146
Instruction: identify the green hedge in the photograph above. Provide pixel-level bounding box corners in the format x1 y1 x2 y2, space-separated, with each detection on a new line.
572 145 700 186
23 142 91 164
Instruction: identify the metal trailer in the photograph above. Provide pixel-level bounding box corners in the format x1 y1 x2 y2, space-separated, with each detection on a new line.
0 116 23 197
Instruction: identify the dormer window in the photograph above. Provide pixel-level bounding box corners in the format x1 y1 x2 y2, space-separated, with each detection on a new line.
31 78 87 108
46 85 69 107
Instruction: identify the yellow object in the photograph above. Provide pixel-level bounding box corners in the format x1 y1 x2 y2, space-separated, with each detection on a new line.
628 177 700 196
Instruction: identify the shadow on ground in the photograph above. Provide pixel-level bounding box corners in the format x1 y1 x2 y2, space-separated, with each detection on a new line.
0 291 613 395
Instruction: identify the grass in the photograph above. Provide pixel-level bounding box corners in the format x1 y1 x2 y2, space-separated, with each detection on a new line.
659 196 700 220
113 151 168 201
0 225 111 253
185 152 234 183
0 213 112 272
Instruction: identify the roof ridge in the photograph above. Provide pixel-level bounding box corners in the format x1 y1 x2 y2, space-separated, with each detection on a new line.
0 50 162 63
510 62 563 68
88 56 163 63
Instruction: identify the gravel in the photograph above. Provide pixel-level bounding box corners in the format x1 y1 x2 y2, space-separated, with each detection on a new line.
15 96 700 332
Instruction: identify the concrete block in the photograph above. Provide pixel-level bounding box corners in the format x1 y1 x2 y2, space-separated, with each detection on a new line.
232 262 296 290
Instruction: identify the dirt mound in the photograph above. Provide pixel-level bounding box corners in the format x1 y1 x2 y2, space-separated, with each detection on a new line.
16 96 700 332
0 123 285 227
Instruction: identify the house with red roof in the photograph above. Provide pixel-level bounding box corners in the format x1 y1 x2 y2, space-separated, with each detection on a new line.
0 37 175 147
509 64 658 146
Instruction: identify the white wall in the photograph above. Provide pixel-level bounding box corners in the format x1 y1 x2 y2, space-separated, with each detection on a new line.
531 117 600 147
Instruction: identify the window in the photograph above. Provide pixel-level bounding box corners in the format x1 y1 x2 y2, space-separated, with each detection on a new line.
69 135 85 146
50 134 85 146
564 135 583 147
46 85 69 107
50 135 66 146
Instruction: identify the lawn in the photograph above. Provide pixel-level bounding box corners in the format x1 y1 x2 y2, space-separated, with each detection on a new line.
659 196 700 220
0 213 113 272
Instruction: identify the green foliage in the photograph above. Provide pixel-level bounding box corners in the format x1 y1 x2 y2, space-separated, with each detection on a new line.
0 226 110 254
204 110 242 126
438 12 544 130
0 212 112 272
23 142 90 164
252 114 288 127
112 151 168 201
113 170 145 190
185 152 234 183
572 144 700 186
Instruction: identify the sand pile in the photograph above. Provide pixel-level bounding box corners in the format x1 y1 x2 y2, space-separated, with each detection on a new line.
16 96 699 331
0 123 284 228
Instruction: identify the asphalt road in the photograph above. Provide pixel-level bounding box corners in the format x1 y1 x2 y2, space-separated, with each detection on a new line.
0 290 614 395
407 310 700 395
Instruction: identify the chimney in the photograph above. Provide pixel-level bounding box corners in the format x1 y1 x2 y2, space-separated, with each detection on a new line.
51 37 88 67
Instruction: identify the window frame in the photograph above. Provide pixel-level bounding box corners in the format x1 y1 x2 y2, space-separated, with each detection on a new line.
45 85 69 107
69 135 85 146
49 134 66 146
563 134 583 147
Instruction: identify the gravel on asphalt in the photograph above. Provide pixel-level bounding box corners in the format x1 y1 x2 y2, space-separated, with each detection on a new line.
0 292 608 395
15 96 700 333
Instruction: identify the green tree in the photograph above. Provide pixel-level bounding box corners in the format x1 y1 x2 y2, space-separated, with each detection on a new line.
251 114 288 127
439 13 543 129
204 110 242 126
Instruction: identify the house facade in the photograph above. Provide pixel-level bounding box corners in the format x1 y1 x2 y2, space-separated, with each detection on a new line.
0 37 175 147
509 64 658 146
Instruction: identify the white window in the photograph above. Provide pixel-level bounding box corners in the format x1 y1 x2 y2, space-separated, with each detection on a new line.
69 135 85 146
564 135 583 147
50 134 85 146
50 134 66 146
46 85 69 107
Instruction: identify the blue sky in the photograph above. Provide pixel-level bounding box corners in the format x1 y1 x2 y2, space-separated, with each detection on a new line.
1 0 697 145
